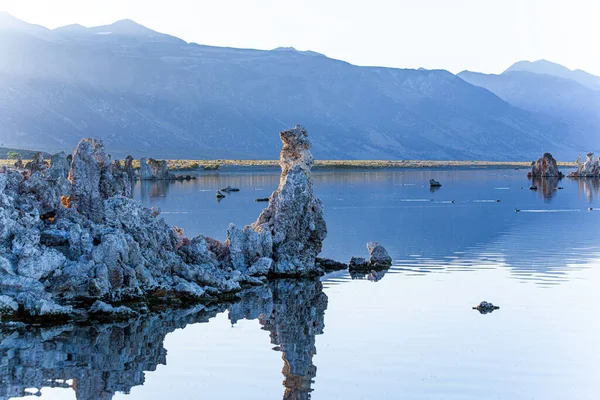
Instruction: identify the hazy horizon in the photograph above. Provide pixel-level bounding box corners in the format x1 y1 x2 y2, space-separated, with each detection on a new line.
0 0 598 76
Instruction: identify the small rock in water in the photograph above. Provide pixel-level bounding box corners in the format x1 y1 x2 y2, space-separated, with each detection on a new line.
254 197 270 202
221 185 240 192
216 190 226 198
472 301 500 314
530 185 538 190
367 242 392 269
429 179 442 187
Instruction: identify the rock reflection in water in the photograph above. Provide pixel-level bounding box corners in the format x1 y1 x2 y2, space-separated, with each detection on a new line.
140 179 171 200
0 280 327 400
575 177 600 201
349 269 388 282
530 177 560 199
230 279 327 400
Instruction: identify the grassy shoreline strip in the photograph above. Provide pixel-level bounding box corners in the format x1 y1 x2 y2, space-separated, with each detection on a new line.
0 159 578 170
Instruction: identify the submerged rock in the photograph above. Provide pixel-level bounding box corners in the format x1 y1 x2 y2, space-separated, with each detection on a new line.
528 153 564 178
472 301 500 314
221 185 240 192
429 179 442 187
251 126 327 276
568 152 600 178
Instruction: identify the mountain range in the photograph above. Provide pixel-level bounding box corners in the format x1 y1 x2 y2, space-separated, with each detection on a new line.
0 12 597 160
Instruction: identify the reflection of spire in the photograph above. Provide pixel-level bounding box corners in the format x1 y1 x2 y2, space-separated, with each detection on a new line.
230 280 328 400
260 280 327 400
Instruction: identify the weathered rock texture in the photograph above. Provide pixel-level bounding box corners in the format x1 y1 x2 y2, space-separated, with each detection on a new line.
47 152 70 180
349 242 392 273
0 129 331 323
251 126 327 276
568 152 600 178
527 153 564 178
140 157 173 180
367 241 392 268
0 139 263 322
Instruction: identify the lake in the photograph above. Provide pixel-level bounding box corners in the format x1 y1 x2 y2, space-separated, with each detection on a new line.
3 168 599 400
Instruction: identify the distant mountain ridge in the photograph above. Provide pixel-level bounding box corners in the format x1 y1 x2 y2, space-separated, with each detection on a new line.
504 59 600 91
0 13 590 160
459 60 600 152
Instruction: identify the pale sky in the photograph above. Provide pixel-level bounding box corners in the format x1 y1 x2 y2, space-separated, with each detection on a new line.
1 0 599 75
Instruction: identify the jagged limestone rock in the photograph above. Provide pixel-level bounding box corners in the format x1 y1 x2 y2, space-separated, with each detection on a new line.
251 126 327 276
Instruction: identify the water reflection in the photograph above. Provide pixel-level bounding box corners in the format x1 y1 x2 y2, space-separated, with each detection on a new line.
349 269 388 282
530 177 560 199
230 280 327 400
575 177 600 201
140 180 171 200
1 280 327 400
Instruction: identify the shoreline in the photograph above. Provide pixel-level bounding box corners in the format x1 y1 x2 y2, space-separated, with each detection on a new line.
0 158 578 171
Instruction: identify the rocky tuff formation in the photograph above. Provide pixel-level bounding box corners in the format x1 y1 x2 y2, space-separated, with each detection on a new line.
568 152 600 178
367 242 392 268
140 157 173 180
47 152 70 180
349 242 392 273
0 128 333 323
124 155 136 181
1 139 251 322
251 126 327 276
24 152 48 173
527 153 564 178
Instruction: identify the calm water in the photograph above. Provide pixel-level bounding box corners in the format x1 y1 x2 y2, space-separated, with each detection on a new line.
3 168 600 400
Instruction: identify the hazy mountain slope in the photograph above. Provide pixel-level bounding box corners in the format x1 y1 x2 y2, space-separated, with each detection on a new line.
459 70 600 149
505 60 600 91
0 15 577 160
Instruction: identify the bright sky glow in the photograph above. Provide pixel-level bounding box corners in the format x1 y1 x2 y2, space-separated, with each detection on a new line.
0 0 599 75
